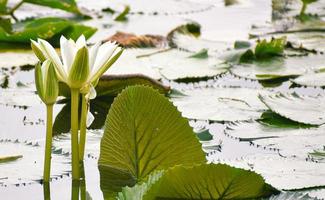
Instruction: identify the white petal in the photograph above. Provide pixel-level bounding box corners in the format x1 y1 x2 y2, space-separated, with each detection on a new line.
89 42 101 72
86 110 94 127
60 36 74 74
76 35 86 49
38 39 67 80
92 42 118 77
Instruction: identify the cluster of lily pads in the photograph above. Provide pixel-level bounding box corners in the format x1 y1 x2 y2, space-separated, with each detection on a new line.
1 0 325 199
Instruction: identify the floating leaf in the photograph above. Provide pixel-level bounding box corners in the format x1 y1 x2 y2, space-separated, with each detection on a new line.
23 0 81 15
114 5 130 21
106 48 229 81
0 155 22 163
0 139 70 186
292 71 325 87
171 87 269 121
0 17 95 45
211 154 325 190
225 121 325 159
231 54 325 80
259 92 325 125
267 191 321 200
188 48 208 59
0 49 38 68
118 164 278 200
98 86 206 192
96 74 170 97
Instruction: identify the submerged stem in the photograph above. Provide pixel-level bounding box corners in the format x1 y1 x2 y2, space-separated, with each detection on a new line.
300 3 307 17
43 104 53 183
79 95 88 161
71 89 80 180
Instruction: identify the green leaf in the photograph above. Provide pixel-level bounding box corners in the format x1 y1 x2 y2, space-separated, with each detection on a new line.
95 74 170 97
259 92 325 125
0 155 22 163
114 5 130 22
23 0 81 15
118 164 278 200
98 85 206 192
259 110 316 128
0 0 7 14
292 71 325 87
0 18 12 33
255 37 286 59
0 17 96 46
188 48 208 59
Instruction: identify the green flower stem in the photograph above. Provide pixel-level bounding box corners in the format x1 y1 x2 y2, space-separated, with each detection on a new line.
79 95 88 161
43 104 53 183
80 162 86 200
71 180 80 200
300 3 307 16
71 89 80 180
43 182 51 200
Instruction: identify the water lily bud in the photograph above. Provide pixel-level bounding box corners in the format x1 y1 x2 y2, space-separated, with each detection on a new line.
31 40 46 62
35 60 59 105
68 46 90 89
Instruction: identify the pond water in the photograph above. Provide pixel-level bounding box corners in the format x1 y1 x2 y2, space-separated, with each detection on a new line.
1 0 325 199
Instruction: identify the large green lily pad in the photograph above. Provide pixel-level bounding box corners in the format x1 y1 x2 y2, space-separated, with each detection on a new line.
99 86 206 192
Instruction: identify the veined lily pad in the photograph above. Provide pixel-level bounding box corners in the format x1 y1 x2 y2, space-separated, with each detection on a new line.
99 86 206 192
0 139 70 186
118 164 278 200
267 191 321 200
105 48 229 81
231 54 325 80
259 92 325 125
170 87 270 122
225 121 325 159
210 154 325 190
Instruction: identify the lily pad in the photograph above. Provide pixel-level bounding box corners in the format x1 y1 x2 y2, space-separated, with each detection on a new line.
231 53 325 80
106 48 229 81
0 89 42 107
259 92 325 125
225 121 325 159
0 50 38 68
98 86 206 191
170 87 270 122
211 154 325 190
118 164 278 200
292 71 325 87
0 139 70 186
23 0 82 15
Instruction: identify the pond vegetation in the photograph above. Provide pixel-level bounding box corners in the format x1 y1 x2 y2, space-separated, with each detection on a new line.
1 0 325 199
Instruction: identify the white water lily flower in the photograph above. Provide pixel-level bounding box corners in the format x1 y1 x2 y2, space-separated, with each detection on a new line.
31 35 123 90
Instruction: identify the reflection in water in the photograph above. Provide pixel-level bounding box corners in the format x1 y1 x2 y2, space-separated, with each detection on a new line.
43 162 91 200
